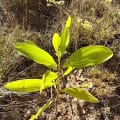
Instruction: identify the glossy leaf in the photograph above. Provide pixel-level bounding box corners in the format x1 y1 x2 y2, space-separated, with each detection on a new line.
64 45 113 68
63 87 99 103
5 79 42 92
30 100 53 120
16 41 57 69
40 71 58 92
4 78 55 92
52 33 61 53
59 16 71 55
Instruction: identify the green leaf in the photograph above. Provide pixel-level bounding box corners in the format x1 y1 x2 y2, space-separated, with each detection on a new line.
65 16 72 28
5 79 42 92
16 41 57 69
63 66 75 76
4 78 55 93
64 45 113 68
63 87 99 103
52 33 61 53
29 100 53 120
40 71 58 92
59 16 72 55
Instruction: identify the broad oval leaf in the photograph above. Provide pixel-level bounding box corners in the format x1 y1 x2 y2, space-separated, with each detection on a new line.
63 87 99 103
59 16 71 55
16 41 57 69
5 79 42 92
30 100 53 120
4 78 55 93
52 33 61 53
64 45 113 68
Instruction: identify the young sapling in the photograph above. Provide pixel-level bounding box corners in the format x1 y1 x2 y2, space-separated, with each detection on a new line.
4 16 113 120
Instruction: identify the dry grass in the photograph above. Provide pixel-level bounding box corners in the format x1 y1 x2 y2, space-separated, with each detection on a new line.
2 0 120 46
67 0 120 48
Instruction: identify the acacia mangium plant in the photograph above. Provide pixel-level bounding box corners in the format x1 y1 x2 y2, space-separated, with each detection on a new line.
4 16 113 120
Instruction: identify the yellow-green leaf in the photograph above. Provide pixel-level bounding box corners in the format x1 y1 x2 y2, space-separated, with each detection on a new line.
65 16 72 28
4 79 55 93
16 41 57 69
52 33 61 53
63 87 99 103
59 16 72 55
63 66 75 76
29 100 53 120
40 71 58 92
5 79 42 92
64 45 113 68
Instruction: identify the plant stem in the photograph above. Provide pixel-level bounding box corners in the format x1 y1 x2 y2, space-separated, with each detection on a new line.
55 56 61 114
57 57 61 92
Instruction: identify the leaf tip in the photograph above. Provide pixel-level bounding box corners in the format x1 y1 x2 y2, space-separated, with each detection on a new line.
65 16 72 28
